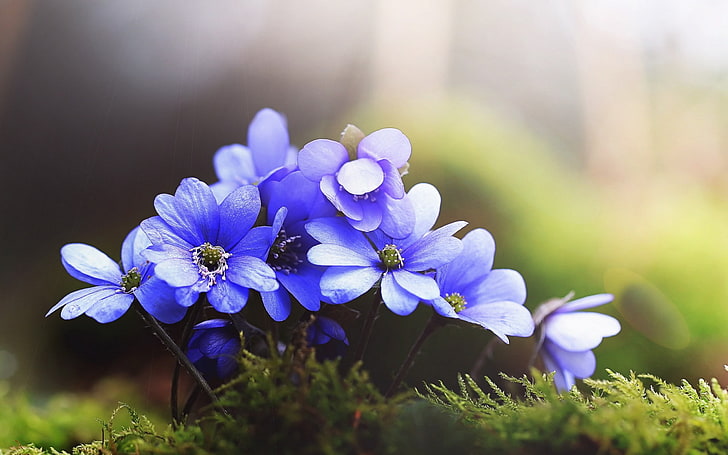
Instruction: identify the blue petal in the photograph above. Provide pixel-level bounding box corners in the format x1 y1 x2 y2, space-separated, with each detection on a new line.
248 108 290 177
225 255 278 292
381 273 420 315
217 184 261 249
175 287 200 307
320 175 364 221
346 200 383 233
193 319 232 330
134 274 188 323
298 139 348 181
207 280 249 313
266 171 335 223
155 178 220 246
232 226 274 259
320 266 381 304
544 341 596 379
555 293 614 314
261 287 292 321
85 292 135 323
392 270 440 300
61 244 121 286
458 301 535 342
403 222 466 271
213 144 256 185
210 180 243 204
378 193 415 239
153 256 200 288
401 183 440 243
121 226 152 271
469 269 527 306
58 286 119 320
541 346 575 392
305 218 377 259
357 128 411 168
378 160 405 199
308 244 377 267
437 229 495 294
336 158 384 195
140 216 192 250
545 312 621 351
315 316 349 344
277 268 322 311
428 296 459 318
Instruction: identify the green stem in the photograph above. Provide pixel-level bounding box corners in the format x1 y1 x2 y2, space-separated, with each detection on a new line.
385 313 445 398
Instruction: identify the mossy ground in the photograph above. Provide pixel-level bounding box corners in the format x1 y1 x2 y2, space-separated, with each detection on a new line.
3 346 728 454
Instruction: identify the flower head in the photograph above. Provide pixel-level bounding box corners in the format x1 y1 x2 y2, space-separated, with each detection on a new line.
47 227 186 324
428 229 534 343
298 127 415 238
258 171 337 321
140 178 278 313
534 293 621 391
307 183 465 316
187 319 240 383
211 108 297 203
305 315 349 361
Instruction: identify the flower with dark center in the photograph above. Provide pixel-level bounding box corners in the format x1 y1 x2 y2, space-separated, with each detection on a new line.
427 228 534 343
140 178 278 313
47 227 186 324
307 183 465 316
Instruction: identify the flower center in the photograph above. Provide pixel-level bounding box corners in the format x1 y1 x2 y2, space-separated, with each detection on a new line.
445 292 467 313
190 242 232 286
120 267 142 293
352 188 379 203
377 244 404 270
267 228 303 274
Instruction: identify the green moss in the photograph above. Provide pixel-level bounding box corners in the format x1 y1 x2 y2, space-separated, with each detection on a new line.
6 349 728 454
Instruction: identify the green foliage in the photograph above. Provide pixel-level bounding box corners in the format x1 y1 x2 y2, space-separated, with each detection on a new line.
420 369 728 454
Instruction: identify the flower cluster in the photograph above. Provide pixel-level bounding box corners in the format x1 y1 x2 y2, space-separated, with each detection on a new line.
49 108 620 397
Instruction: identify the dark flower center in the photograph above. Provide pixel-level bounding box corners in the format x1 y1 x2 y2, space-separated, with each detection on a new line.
377 244 404 270
445 292 467 313
190 242 232 286
120 267 142 293
267 228 303 274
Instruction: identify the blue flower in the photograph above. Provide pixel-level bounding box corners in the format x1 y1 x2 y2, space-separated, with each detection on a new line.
258 171 337 321
306 315 349 361
307 183 465 316
211 108 297 203
47 227 186 324
534 293 621 391
187 319 240 383
140 178 279 313
428 229 534 343
298 127 415 238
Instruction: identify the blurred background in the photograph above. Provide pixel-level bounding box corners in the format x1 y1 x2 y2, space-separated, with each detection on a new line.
1 0 727 443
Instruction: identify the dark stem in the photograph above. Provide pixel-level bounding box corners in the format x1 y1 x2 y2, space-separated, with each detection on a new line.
351 289 382 365
469 334 501 379
385 313 445 398
181 385 202 421
134 306 219 413
170 301 202 425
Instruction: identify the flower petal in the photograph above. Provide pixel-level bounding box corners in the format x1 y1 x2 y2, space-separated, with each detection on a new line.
225 255 278 292
154 178 220 245
320 266 381 304
277 268 323 312
392 270 440 300
544 341 596 379
308 244 376 267
555 293 614 313
305 218 378 260
540 347 575 392
336 158 384 195
261 287 292 322
403 183 440 241
248 108 290 176
545 312 621 351
213 144 256 184
428 296 459 319
381 272 420 315
61 243 121 286
85 292 135 323
207 280 249 313
378 193 415 239
121 226 152 271
346 200 383 233
469 269 527 306
57 286 119 320
437 229 495 294
320 175 364 221
134 274 188 323
299 139 348 181
217 184 261 248
403 221 466 271
458 301 535 342
378 160 405 199
357 128 411 167
140 216 191 251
